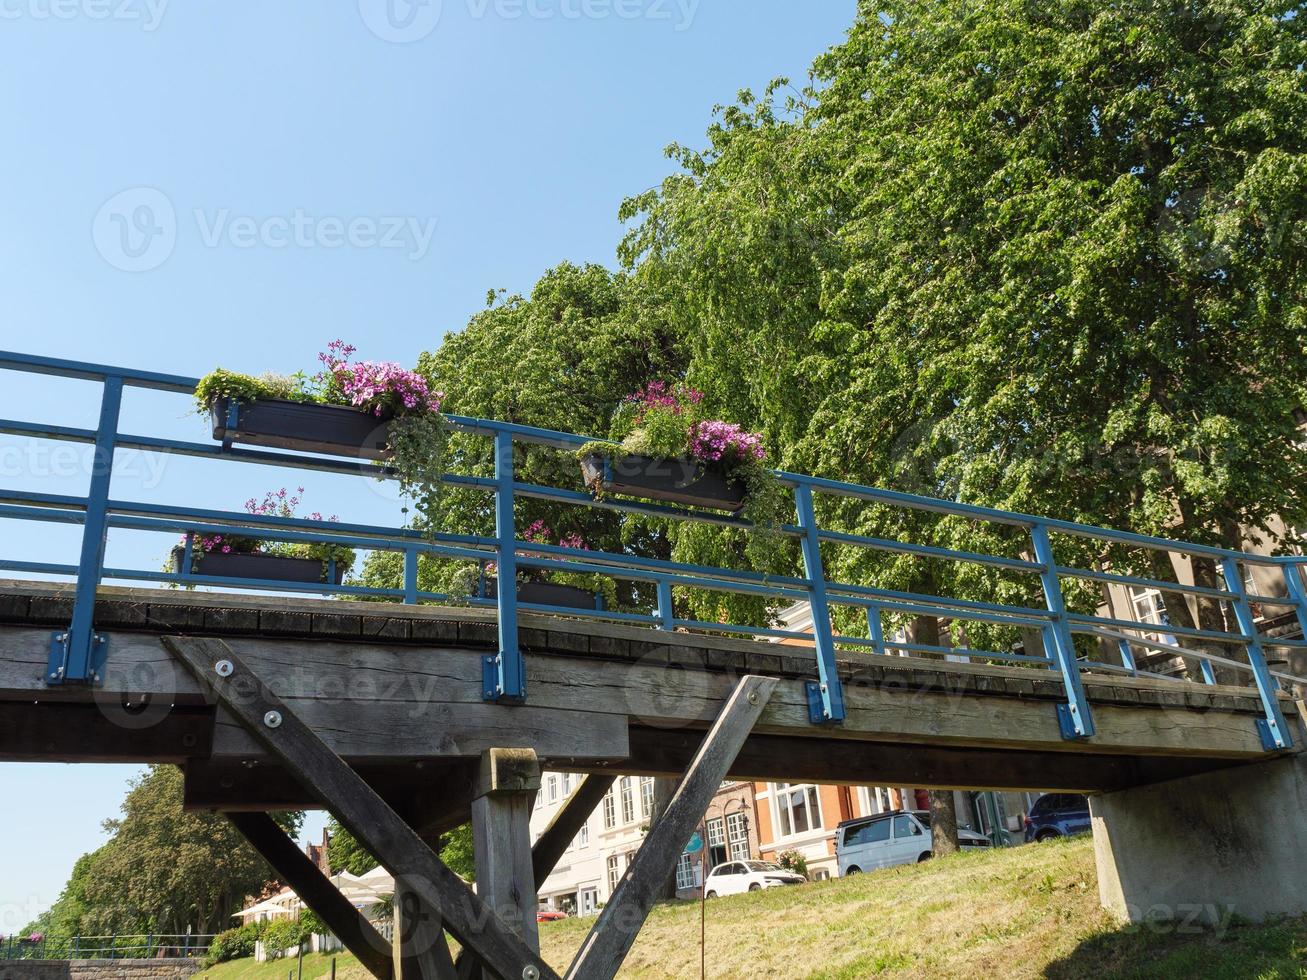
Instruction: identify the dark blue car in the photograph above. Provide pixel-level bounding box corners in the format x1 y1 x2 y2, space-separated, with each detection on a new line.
1024 793 1091 842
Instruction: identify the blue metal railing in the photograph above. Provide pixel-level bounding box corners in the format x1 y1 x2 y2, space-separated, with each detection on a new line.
1 350 1304 749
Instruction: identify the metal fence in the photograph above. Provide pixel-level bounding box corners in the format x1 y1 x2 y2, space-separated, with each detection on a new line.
0 933 214 960
1 349 1303 751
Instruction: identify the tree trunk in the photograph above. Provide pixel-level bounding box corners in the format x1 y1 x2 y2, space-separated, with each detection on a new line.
928 791 960 858
909 611 961 855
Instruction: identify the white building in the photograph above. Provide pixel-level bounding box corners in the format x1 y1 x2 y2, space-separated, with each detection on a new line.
529 771 659 916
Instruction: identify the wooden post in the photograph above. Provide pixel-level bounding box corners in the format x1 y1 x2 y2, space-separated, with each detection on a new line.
393 877 458 980
226 812 394 980
161 636 560 980
531 775 615 886
566 676 777 980
472 748 542 948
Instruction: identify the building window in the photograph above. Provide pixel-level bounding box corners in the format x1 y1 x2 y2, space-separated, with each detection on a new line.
578 822 589 847
602 788 616 830
620 777 635 825
705 817 727 868
726 812 750 861
640 777 655 818
546 775 558 803
562 773 573 795
1127 586 1178 646
675 852 701 890
773 783 821 838
606 855 620 892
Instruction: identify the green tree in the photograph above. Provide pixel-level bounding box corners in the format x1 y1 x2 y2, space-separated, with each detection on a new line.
357 261 685 605
31 767 302 939
325 816 377 876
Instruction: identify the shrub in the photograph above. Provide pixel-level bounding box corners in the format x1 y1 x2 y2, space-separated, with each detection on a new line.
205 920 268 965
260 919 301 959
777 850 809 879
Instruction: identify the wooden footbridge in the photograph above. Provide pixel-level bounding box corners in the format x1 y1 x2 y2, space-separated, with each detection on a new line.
2 350 1306 978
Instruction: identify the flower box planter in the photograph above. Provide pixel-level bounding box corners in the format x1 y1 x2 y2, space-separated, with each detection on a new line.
483 577 599 610
171 546 346 585
580 452 746 511
209 397 393 460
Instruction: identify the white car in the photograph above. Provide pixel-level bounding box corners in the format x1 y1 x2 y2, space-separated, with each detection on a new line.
836 810 991 876
703 860 806 897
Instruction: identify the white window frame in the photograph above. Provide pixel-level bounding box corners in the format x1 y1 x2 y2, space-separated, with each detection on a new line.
675 852 701 890
620 777 635 825
771 782 822 839
546 775 558 803
606 855 620 892
602 788 616 830
640 777 655 818
726 812 749 860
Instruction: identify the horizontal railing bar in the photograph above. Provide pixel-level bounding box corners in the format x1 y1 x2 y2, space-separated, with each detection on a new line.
667 618 813 641
827 580 1056 623
0 504 86 526
0 418 99 443
103 499 486 548
880 639 1055 666
0 488 89 510
1066 612 1244 644
0 350 197 392
1244 592 1299 607
1076 657 1186 683
103 565 410 599
0 559 78 575
1264 637 1307 649
512 481 759 531
817 528 1044 572
1055 565 1237 600
830 592 1052 630
443 413 594 449
515 540 812 590
1082 626 1261 677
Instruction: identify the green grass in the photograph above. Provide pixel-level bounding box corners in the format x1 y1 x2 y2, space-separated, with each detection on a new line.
196 837 1307 979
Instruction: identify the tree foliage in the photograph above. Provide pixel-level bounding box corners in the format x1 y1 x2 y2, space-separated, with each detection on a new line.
27 767 301 940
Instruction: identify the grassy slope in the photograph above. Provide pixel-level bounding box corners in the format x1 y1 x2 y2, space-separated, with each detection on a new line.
197 837 1307 979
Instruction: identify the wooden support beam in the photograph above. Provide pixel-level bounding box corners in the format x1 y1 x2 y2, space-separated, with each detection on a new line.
0 700 212 762
161 636 560 980
471 749 542 949
531 775 615 886
566 675 777 980
226 811 394 980
393 876 459 980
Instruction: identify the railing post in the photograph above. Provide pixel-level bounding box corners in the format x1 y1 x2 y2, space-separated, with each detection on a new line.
1280 559 1307 642
403 548 418 604
1222 557 1292 751
1030 523 1094 739
794 482 845 724
47 375 122 686
865 604 886 655
655 579 675 631
1115 638 1137 675
483 430 525 702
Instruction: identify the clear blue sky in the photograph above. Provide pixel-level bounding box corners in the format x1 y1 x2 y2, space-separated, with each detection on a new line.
0 0 856 927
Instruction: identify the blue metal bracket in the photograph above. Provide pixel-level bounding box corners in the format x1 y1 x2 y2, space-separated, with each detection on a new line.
47 631 108 686
221 398 240 451
484 430 526 703
795 482 845 725
1055 703 1082 741
49 376 122 686
1221 557 1292 751
1031 525 1094 740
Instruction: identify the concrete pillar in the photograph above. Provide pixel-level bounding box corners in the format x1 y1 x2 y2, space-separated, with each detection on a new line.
471 747 542 951
1091 749 1307 926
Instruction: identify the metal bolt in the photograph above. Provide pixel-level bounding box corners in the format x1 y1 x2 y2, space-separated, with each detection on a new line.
214 660 234 678
747 692 759 705
522 967 540 980
263 710 283 729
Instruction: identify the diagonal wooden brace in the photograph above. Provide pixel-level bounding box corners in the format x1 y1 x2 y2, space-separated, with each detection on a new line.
226 811 396 980
531 774 616 886
565 675 777 980
162 636 560 980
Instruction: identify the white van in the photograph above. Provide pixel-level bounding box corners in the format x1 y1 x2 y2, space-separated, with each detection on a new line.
835 810 990 876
